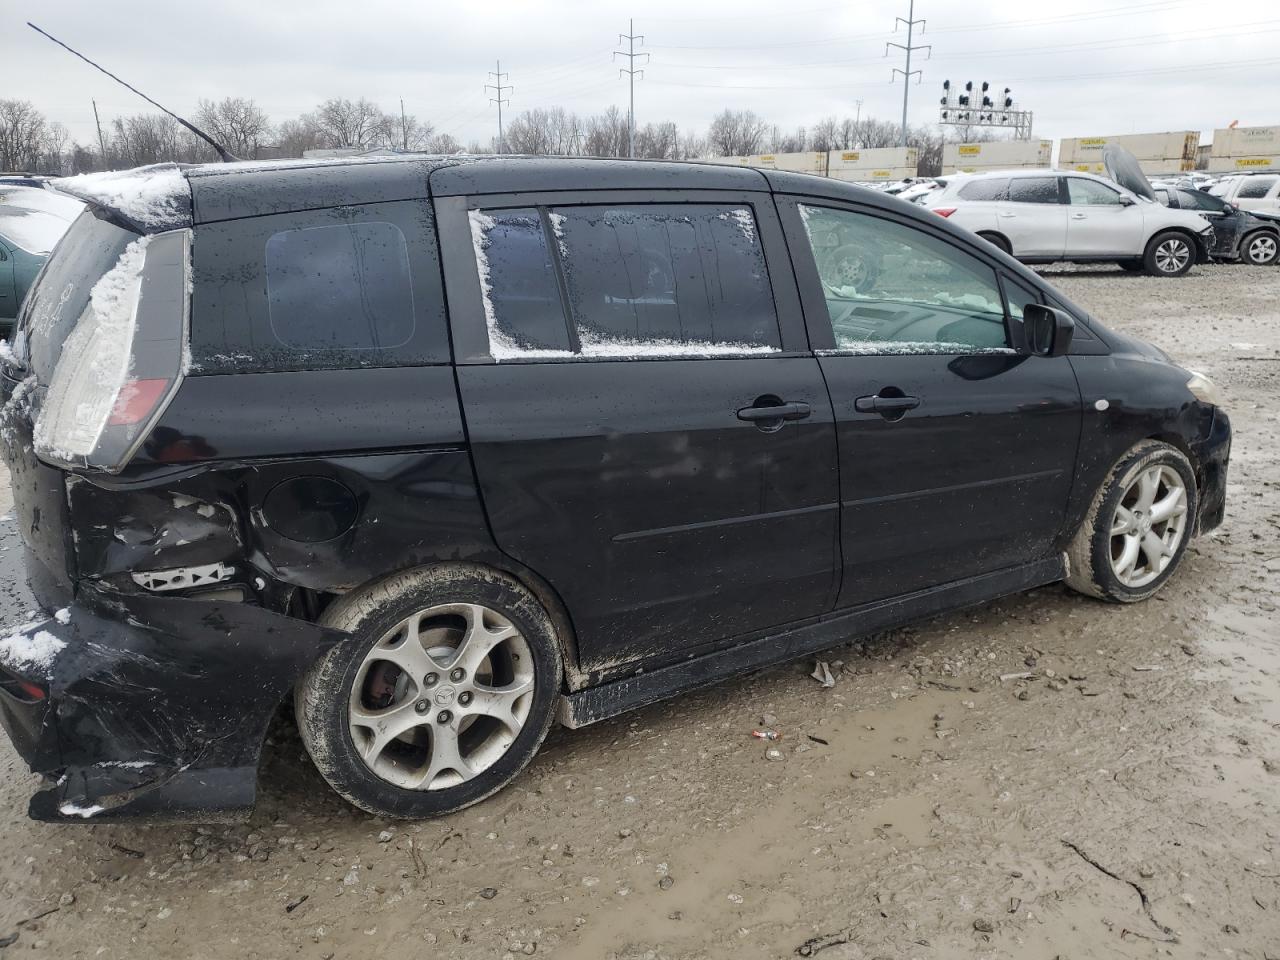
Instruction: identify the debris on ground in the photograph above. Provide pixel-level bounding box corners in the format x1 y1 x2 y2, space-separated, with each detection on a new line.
811 661 835 687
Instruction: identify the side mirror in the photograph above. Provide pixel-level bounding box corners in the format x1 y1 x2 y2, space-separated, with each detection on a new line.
1118 195 1136 206
1022 304 1075 358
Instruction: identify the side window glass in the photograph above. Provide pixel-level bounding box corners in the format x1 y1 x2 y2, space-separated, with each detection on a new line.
958 178 1008 201
797 203 1011 355
1003 275 1041 320
467 208 572 357
190 200 450 374
469 203 782 359
265 222 414 352
1237 176 1278 199
1007 177 1060 204
551 204 781 354
1067 179 1123 206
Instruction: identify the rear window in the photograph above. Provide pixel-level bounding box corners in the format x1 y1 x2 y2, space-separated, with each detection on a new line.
14 208 139 383
190 200 449 373
1007 177 1060 204
958 178 1008 201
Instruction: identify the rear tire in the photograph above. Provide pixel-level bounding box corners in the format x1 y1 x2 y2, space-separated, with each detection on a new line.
976 232 1011 255
296 564 563 818
1142 231 1195 277
1065 441 1198 603
1240 231 1279 266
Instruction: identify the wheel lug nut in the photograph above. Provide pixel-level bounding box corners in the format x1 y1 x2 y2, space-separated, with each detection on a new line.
450 668 465 683
437 710 452 724
415 700 429 714
459 691 473 706
424 673 438 687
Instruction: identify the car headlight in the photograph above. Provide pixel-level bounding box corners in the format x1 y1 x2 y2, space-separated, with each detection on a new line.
1186 369 1222 406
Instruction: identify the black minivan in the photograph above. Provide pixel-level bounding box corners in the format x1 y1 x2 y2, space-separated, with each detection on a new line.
0 157 1230 823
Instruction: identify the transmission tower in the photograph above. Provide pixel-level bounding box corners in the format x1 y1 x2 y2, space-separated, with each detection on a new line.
485 60 512 153
614 19 649 159
885 0 930 147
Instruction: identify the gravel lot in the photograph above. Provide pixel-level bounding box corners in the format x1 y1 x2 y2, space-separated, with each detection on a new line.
0 263 1277 959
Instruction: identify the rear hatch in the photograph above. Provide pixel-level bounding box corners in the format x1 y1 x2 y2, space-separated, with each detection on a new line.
1 169 193 610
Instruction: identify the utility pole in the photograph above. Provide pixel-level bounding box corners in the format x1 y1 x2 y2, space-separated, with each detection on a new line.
886 0 930 148
485 61 512 153
855 99 864 125
92 98 107 168
614 19 648 158
400 97 408 151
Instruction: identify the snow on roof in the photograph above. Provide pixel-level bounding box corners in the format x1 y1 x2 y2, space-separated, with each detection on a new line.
0 210 76 255
52 163 191 228
0 185 85 219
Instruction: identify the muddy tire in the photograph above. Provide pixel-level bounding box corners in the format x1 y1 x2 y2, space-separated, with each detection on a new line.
295 564 563 818
1065 441 1198 603
1142 231 1195 277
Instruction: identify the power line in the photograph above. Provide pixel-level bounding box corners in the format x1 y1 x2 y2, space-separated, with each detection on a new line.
485 60 512 153
886 0 929 147
615 19 648 159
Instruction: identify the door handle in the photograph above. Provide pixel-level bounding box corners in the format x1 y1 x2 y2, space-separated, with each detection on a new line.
1071 213 1088 219
999 212 1016 218
854 394 920 416
737 401 811 423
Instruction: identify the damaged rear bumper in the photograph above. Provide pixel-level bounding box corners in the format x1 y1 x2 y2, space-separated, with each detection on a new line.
0 583 343 823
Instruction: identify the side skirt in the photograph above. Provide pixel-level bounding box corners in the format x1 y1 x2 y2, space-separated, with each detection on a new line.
559 556 1064 728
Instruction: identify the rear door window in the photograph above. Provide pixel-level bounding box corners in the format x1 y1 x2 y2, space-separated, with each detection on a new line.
958 178 1009 201
1007 177 1061 204
1237 176 1278 199
469 202 782 359
190 200 449 373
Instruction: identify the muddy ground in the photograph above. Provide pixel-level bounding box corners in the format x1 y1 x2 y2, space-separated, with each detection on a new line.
0 263 1277 959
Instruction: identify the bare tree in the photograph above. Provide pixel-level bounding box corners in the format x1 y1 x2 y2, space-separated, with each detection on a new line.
582 106 629 158
195 97 272 158
504 108 581 156
313 98 394 149
424 131 462 154
0 99 58 171
276 115 325 158
634 121 680 159
706 109 769 157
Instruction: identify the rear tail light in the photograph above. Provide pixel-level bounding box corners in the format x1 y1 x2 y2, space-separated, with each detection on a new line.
932 207 957 218
34 229 190 473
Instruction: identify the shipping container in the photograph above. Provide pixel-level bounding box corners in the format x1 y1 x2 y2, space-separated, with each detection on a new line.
826 147 919 181
1058 131 1200 174
1208 126 1280 173
941 139 1052 173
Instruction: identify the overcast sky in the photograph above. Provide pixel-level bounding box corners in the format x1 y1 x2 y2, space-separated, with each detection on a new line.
4 0 1278 150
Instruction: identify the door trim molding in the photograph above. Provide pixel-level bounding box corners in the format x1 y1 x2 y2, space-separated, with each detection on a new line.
559 555 1064 727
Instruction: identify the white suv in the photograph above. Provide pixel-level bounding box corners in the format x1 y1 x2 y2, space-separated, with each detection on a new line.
923 169 1215 276
1209 172 1280 214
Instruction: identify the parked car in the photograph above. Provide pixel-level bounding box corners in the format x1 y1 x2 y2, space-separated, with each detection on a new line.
923 167 1216 276
0 158 1230 823
1153 184 1279 265
1207 171 1280 214
0 186 83 337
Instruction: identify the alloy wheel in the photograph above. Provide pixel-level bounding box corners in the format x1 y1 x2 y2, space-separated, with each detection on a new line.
1108 465 1189 589
1154 238 1191 273
348 603 535 790
1247 234 1278 265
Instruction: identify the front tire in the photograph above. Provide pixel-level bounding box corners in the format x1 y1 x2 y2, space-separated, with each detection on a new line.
1143 231 1195 277
296 564 563 818
1240 231 1279 266
1065 441 1198 602
976 231 1011 255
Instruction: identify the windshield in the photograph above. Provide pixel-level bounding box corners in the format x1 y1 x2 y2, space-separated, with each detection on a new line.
10 208 140 382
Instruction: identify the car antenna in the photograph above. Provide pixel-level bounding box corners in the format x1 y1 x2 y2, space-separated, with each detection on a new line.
26 21 239 163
